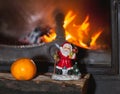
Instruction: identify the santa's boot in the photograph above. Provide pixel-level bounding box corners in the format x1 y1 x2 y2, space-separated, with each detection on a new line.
56 68 62 75
68 69 73 75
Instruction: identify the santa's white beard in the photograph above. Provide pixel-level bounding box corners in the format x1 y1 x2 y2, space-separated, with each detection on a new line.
60 47 70 57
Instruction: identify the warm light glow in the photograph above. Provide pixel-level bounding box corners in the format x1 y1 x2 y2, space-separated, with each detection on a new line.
42 29 56 43
90 29 103 47
42 10 103 50
63 11 76 28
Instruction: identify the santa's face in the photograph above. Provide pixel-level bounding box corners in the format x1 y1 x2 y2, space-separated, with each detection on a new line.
60 43 72 57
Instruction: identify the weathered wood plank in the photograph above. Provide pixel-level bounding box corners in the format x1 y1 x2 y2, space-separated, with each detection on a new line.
0 73 90 94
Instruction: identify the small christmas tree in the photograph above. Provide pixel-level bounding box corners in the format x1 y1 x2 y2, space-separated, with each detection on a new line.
73 62 81 76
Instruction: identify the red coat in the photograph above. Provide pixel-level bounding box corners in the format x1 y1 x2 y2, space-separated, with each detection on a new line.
56 51 74 70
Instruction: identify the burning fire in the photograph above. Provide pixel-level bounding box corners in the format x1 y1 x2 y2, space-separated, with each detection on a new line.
41 29 56 43
42 10 103 50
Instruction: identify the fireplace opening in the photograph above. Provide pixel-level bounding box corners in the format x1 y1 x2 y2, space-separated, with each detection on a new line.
0 0 118 74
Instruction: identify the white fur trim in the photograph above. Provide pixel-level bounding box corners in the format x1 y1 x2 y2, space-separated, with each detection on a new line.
56 66 73 70
56 66 62 69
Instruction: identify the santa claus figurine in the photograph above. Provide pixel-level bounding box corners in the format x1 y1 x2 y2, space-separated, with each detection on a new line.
54 42 78 75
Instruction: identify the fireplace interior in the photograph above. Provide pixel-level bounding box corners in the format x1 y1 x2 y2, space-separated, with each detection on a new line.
0 0 118 75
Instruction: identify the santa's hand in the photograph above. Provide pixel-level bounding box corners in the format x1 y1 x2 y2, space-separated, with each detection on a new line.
54 53 59 62
69 52 76 59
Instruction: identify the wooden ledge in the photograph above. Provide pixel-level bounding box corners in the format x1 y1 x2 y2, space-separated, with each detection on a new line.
0 73 90 94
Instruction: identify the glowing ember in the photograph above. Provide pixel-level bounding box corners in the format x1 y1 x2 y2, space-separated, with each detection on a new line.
42 10 103 50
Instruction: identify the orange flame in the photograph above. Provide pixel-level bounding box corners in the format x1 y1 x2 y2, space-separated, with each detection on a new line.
42 29 56 43
42 10 103 50
63 11 76 28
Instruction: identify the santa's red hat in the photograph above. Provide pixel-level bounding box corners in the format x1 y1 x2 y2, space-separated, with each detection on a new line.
61 42 70 46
